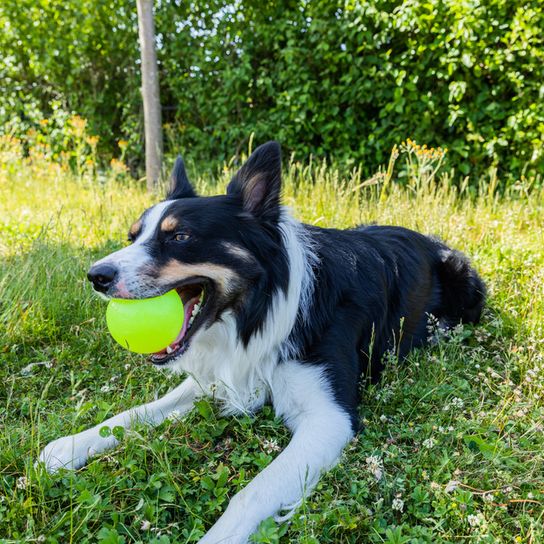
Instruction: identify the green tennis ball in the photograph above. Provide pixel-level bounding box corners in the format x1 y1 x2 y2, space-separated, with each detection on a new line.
106 290 184 354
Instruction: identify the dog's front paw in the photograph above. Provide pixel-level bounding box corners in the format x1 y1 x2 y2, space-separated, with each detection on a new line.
38 431 96 473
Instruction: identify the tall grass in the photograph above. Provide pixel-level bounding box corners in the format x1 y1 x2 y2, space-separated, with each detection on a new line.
0 140 543 543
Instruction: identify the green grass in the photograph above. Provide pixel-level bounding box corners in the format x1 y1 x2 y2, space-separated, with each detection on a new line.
1 145 543 544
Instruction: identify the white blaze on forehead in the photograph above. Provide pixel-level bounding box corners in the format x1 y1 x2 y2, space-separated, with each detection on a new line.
137 200 175 244
93 200 174 273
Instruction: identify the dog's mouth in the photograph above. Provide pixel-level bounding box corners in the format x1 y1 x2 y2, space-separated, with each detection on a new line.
150 278 214 365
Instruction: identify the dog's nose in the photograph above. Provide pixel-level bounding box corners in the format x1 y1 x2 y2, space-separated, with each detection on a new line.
87 264 118 293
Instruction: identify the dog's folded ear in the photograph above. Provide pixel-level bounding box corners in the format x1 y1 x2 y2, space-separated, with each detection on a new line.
167 156 197 200
227 141 282 222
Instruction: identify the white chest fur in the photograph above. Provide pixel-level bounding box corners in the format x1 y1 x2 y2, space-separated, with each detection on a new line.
168 212 318 415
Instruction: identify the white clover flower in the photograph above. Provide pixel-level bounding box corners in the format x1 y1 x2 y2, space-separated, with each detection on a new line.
392 497 404 512
365 455 384 481
451 397 464 409
445 480 460 493
16 476 27 490
468 513 486 528
262 439 281 454
140 520 151 531
100 385 111 393
380 414 388 423
423 438 435 449
452 324 464 337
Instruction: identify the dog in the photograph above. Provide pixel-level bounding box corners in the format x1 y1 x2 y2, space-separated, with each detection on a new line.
39 141 486 543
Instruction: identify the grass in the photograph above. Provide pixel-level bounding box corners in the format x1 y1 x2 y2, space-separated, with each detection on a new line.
0 140 543 544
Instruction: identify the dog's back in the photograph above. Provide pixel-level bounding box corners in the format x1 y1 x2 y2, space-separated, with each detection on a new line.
292 224 485 389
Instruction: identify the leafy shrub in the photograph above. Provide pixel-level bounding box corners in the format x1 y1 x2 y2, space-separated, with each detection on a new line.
1 0 543 181
0 0 140 159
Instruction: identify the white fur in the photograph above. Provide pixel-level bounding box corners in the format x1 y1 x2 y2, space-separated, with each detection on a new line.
38 210 353 543
199 362 353 544
278 214 319 361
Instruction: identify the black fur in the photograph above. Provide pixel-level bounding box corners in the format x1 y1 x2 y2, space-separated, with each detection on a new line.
219 145 487 431
285 225 485 430
167 156 197 200
143 144 289 345
227 141 282 224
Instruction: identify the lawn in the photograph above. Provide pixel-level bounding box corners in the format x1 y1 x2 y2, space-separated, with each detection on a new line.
1 141 543 543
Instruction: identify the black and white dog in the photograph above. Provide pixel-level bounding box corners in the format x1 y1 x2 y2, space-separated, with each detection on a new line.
40 142 485 543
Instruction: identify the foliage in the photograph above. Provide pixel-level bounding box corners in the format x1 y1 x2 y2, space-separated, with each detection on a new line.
0 0 140 162
1 138 543 542
160 0 544 180
1 0 543 181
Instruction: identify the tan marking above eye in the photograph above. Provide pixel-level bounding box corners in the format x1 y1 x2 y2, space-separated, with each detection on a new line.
129 219 142 238
159 260 240 294
161 215 179 232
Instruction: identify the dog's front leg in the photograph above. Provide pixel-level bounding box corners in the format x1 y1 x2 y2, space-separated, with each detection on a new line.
39 376 200 473
199 362 355 544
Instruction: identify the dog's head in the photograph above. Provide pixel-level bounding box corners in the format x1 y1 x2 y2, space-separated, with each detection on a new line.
88 141 289 365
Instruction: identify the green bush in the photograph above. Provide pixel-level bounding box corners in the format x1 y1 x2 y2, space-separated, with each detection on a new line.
1 0 543 181
0 0 139 159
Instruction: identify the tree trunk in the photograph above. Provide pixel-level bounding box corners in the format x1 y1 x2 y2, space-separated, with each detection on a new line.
136 0 162 191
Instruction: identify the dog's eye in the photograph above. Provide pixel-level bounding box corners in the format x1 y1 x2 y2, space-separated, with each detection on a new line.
173 232 190 242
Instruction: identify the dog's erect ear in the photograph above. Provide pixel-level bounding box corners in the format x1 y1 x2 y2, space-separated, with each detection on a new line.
166 156 197 200
227 141 282 222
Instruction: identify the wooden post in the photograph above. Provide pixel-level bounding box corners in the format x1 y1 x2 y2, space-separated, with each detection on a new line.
136 0 162 191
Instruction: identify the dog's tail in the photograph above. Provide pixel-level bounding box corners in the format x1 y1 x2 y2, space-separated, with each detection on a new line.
436 249 486 326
